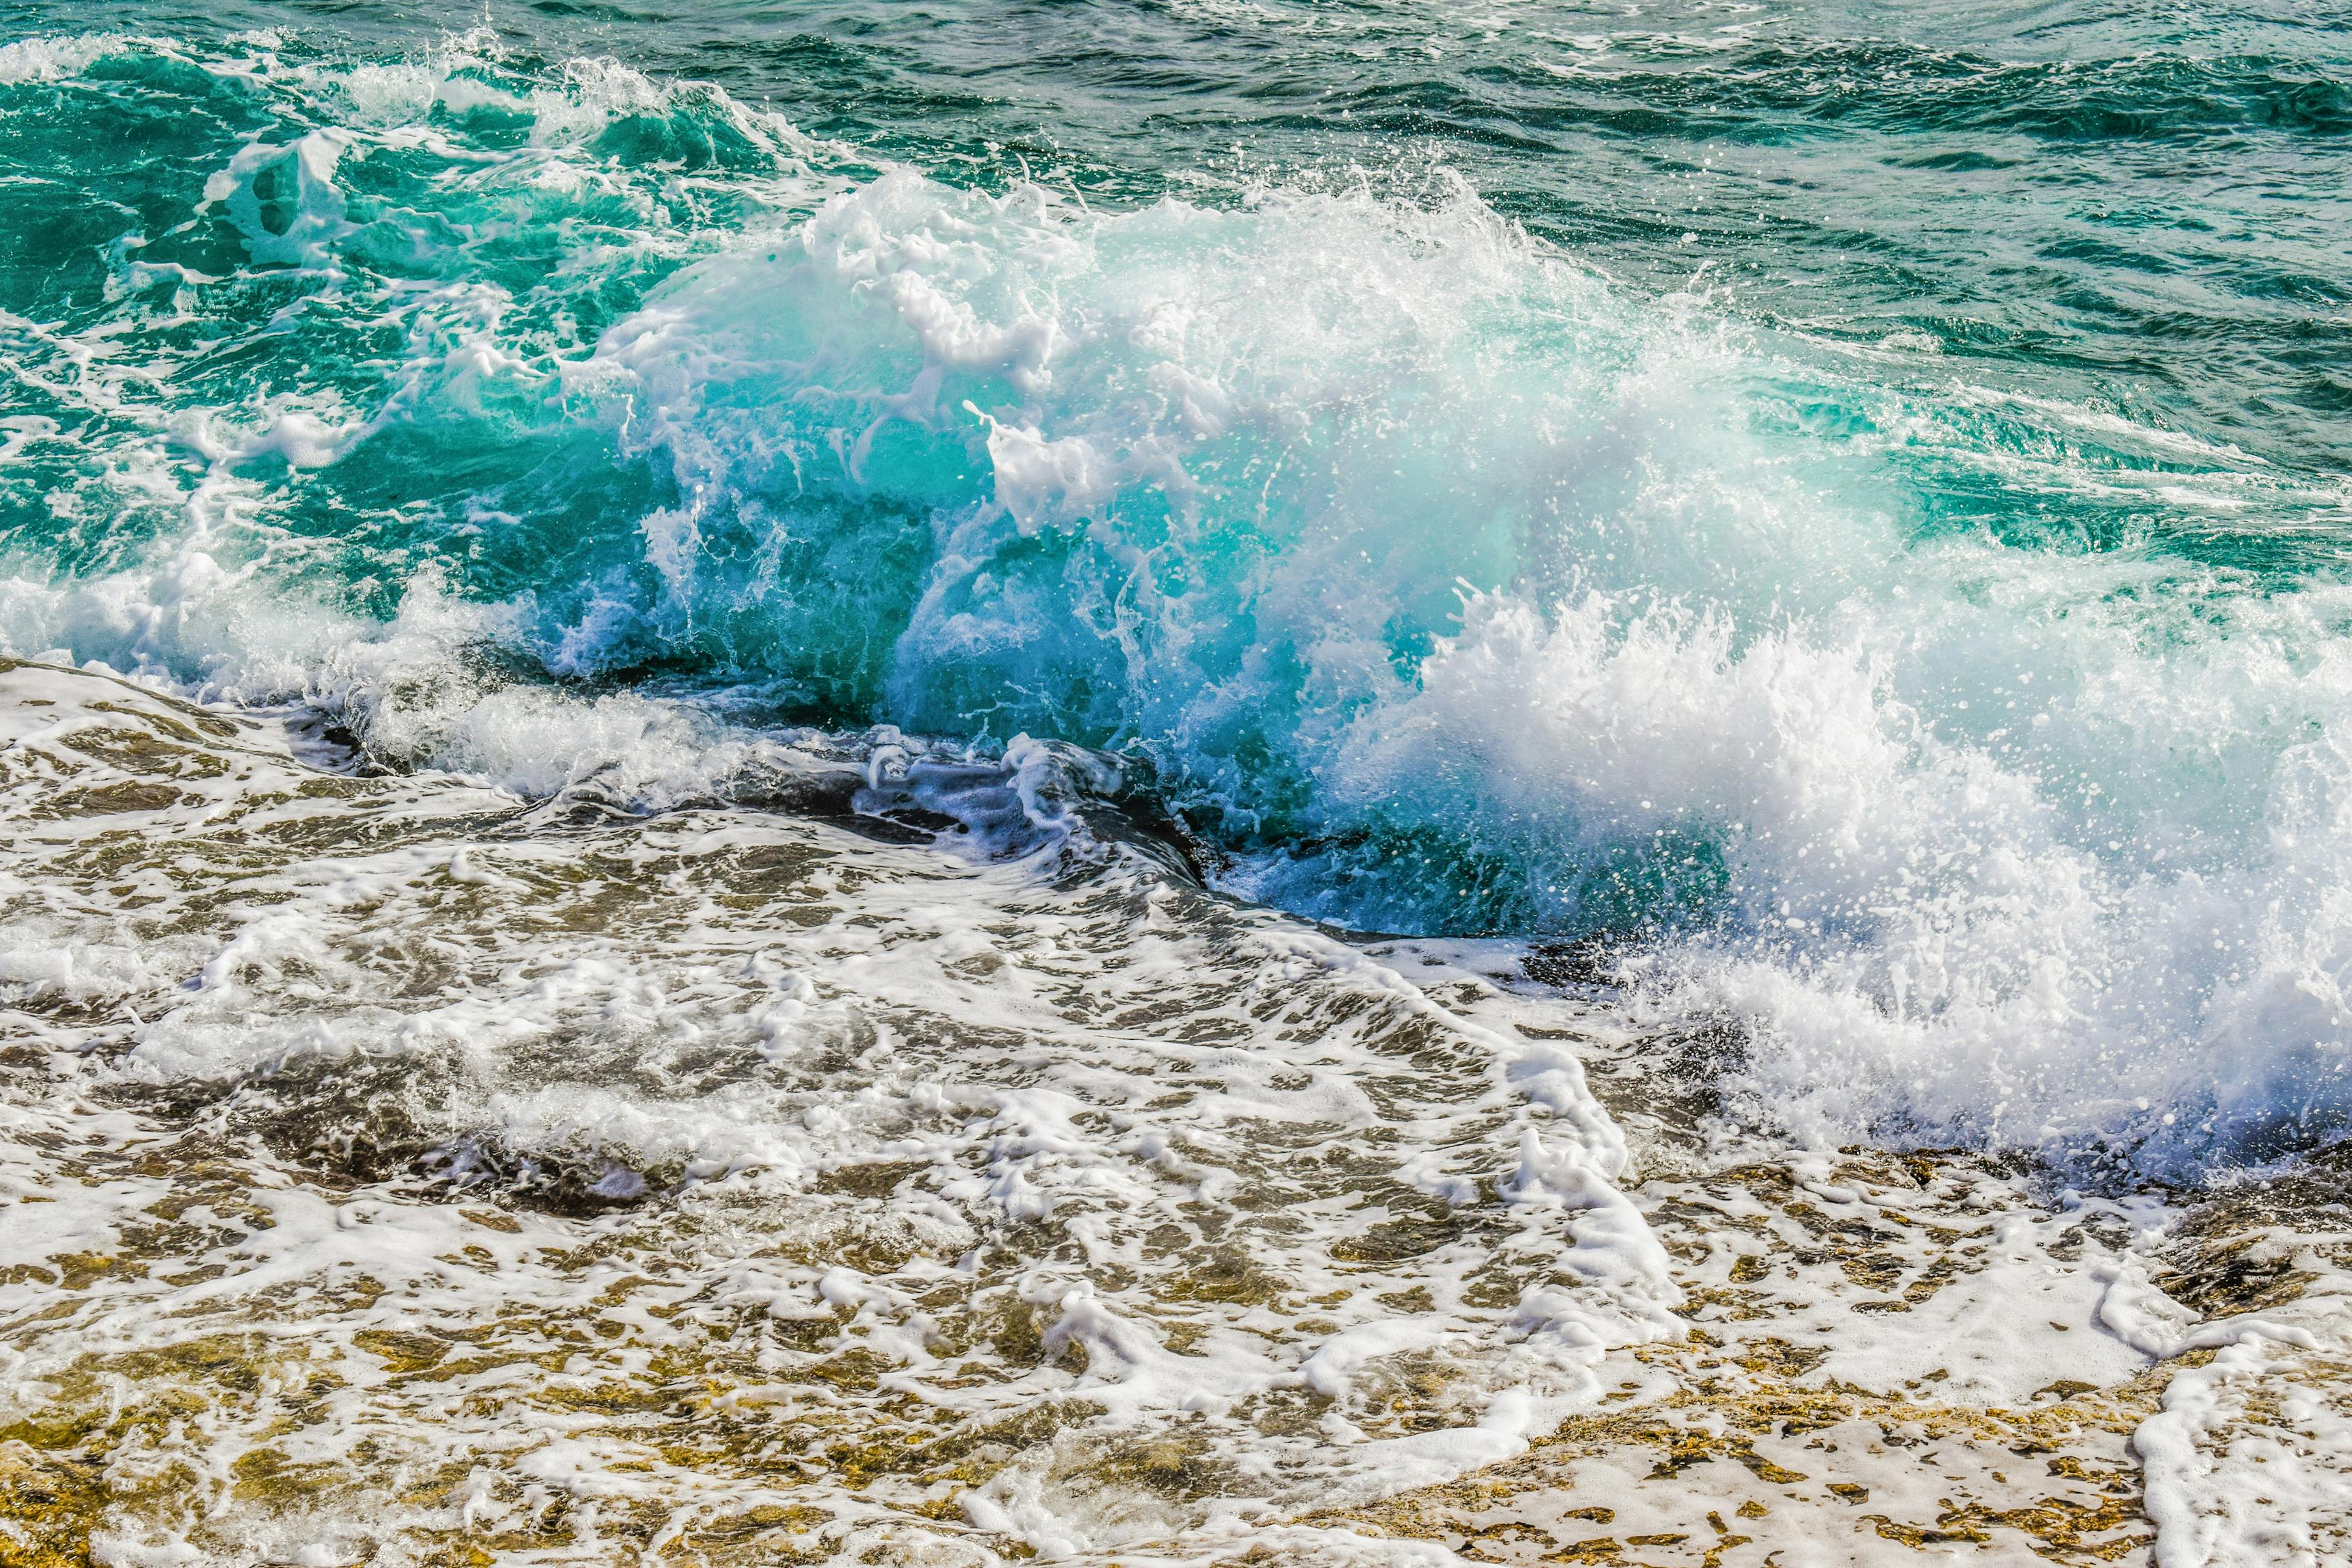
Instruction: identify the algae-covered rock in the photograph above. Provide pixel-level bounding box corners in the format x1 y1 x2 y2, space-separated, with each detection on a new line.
0 1444 102 1568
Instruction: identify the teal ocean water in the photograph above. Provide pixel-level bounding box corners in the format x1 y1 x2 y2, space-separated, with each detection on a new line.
3 0 2351 1182
9 7 2352 1563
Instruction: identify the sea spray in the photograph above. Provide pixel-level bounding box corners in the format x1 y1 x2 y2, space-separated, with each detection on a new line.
5 8 2352 1561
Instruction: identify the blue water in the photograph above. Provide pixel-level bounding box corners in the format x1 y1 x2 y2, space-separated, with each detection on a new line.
3 0 2350 1180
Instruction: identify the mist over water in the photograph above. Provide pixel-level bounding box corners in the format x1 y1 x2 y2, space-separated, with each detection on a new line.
3 0 2351 1188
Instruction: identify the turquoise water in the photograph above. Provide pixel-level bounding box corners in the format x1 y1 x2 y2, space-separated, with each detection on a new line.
3 0 2351 1178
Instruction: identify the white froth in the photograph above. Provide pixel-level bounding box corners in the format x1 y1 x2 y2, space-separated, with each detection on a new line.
546 160 2352 1178
10 125 2349 1178
0 659 1693 1562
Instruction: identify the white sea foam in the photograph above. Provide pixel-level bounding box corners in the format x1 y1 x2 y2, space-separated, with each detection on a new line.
4 34 2351 1559
0 659 1684 1561
547 165 2352 1178
2136 1304 2352 1567
1322 577 2352 1175
6 114 2349 1177
7 659 2339 1564
0 30 141 84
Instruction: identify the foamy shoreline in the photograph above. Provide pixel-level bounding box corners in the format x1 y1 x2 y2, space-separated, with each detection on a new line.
3 661 2346 1567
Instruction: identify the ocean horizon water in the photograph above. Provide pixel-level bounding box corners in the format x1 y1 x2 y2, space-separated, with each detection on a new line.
1 2 2349 1563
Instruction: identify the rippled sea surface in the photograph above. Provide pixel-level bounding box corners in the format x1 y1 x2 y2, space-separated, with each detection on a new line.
1 2 2350 1565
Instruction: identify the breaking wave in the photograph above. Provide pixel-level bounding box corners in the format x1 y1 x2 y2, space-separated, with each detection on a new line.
4 26 2351 1183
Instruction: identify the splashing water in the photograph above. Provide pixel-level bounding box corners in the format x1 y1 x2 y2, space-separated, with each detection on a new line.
3 6 2352 1561
6 13 2349 1177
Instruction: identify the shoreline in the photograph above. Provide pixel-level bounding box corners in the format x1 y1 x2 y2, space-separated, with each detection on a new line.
1 663 2346 1567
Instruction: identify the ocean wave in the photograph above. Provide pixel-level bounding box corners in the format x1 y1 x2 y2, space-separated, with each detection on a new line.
1 26 2349 1186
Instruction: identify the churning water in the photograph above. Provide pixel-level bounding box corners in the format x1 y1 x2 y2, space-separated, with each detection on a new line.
2 3 2350 1564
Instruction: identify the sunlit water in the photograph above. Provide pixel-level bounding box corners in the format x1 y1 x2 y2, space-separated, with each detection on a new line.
2 2 2350 1562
